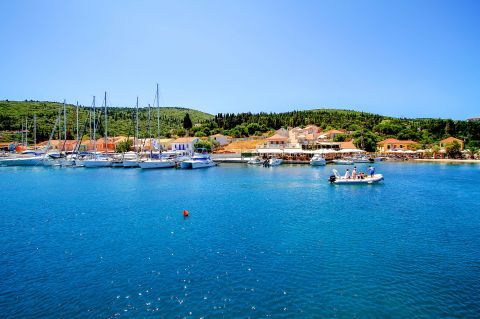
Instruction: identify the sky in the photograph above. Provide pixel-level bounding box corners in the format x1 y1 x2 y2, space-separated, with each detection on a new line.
0 0 479 119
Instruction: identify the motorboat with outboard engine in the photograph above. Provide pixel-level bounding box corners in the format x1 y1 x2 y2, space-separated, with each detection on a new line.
328 169 383 184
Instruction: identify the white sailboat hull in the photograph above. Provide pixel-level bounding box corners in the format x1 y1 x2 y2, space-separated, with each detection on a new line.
60 159 76 166
139 160 176 169
83 160 112 168
3 157 44 166
123 160 140 168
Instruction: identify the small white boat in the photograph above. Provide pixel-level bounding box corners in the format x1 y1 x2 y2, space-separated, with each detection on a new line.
329 169 384 184
350 156 372 163
139 158 176 169
84 157 112 168
59 154 77 167
122 151 140 168
180 153 216 169
332 159 354 165
310 155 326 166
247 157 266 165
268 158 283 166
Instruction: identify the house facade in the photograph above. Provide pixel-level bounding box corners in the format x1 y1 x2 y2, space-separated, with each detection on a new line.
377 138 418 152
171 137 199 152
210 134 229 146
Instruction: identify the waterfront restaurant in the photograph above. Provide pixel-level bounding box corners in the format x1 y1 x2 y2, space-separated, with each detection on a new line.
377 138 418 152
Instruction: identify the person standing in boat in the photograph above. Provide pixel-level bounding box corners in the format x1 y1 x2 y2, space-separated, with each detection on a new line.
352 166 357 179
344 169 351 179
368 166 375 178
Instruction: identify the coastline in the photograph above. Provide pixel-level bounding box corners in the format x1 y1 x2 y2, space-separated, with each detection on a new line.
414 158 480 164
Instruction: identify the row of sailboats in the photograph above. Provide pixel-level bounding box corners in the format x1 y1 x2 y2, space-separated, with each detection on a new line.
1 85 215 169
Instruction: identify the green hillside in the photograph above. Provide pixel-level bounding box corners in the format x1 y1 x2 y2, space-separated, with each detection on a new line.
0 100 213 142
1 100 479 152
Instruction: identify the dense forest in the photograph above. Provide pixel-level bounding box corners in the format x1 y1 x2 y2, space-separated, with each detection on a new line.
1 100 479 152
0 100 213 142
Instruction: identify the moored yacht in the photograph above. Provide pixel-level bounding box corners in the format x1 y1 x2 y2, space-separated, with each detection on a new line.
180 153 216 169
139 157 176 169
122 151 141 168
310 154 326 166
83 155 112 168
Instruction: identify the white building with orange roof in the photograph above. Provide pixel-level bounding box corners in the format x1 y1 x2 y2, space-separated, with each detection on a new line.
171 137 199 152
265 133 289 149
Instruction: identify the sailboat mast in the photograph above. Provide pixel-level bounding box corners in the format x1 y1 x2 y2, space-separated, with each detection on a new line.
104 92 108 155
148 103 152 156
25 117 28 148
89 105 92 149
135 97 139 153
156 84 160 151
33 113 36 149
93 96 97 154
63 99 66 151
76 101 79 143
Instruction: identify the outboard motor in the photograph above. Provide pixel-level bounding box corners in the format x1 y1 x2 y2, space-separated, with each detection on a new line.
329 175 336 183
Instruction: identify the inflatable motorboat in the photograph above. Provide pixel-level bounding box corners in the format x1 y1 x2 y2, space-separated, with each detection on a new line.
328 169 384 184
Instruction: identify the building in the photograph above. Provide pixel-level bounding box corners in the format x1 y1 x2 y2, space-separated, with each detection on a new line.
265 133 289 149
339 141 358 150
171 137 199 152
159 138 174 151
439 137 464 150
321 129 345 141
377 138 418 152
210 134 229 146
288 125 322 146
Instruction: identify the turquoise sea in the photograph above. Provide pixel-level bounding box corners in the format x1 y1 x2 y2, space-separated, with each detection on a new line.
1 162 480 318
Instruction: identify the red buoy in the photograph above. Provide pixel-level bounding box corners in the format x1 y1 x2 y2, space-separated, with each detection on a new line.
183 209 189 217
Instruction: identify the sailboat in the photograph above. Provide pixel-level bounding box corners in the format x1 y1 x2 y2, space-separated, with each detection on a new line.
139 84 176 169
123 97 141 168
84 93 112 168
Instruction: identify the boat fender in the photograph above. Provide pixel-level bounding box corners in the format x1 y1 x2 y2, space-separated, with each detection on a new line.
183 209 189 217
329 175 336 183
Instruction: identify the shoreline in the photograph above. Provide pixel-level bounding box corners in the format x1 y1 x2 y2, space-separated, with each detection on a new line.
414 158 480 164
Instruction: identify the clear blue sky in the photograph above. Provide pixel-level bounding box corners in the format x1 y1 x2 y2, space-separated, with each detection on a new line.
1 0 479 119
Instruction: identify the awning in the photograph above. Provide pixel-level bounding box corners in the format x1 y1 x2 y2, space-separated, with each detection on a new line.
313 149 337 154
339 148 365 153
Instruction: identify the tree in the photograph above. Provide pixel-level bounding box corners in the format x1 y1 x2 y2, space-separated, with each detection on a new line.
445 140 462 158
194 139 213 152
183 113 193 131
116 139 132 153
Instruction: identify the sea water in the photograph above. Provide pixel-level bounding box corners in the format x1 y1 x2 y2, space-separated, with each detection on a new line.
1 163 479 318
